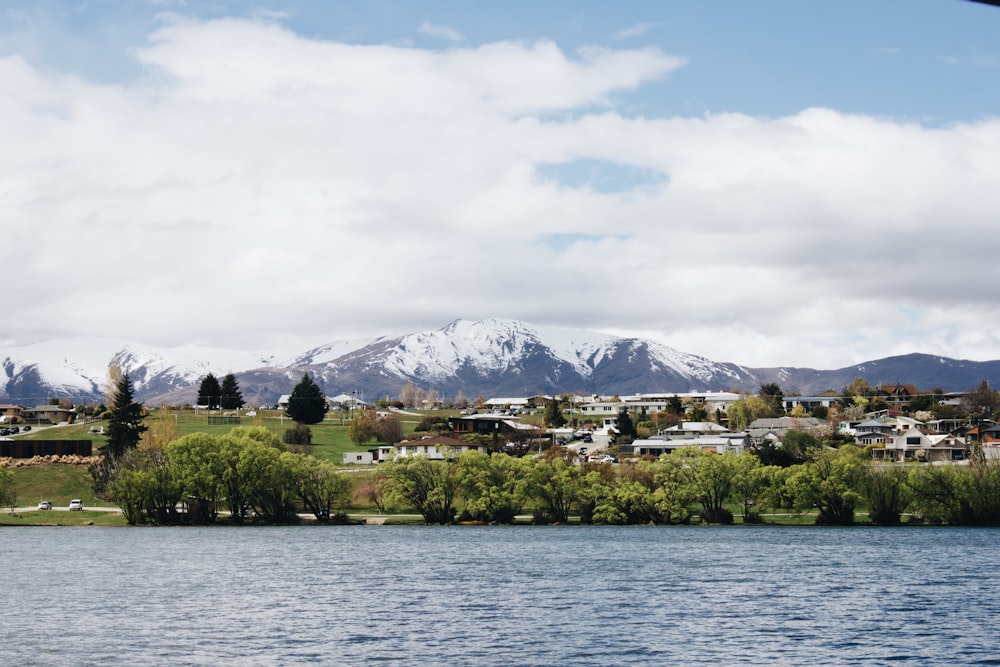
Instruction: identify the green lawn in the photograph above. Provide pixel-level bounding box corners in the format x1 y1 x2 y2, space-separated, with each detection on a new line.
11 407 439 465
6 464 104 508
0 508 127 526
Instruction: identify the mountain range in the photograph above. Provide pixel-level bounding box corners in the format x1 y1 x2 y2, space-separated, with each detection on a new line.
2 318 997 407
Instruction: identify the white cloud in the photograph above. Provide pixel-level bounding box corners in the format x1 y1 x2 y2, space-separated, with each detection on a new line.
1 17 999 369
417 20 464 42
613 22 655 40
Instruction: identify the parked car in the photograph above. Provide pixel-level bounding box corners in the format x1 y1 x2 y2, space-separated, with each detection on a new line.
22 425 31 431
37 500 52 510
68 499 84 511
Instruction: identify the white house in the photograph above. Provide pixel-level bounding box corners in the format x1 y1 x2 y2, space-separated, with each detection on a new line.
875 427 967 463
392 435 491 461
343 451 374 465
631 434 749 457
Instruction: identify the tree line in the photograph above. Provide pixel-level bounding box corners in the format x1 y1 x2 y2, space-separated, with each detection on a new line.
374 445 1000 526
104 426 352 525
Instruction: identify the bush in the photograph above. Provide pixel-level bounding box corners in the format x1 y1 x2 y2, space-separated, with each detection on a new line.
701 507 734 525
283 424 312 448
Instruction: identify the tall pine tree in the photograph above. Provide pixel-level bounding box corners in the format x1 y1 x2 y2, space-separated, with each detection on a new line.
220 373 245 410
105 373 147 459
543 398 566 427
197 373 221 409
286 373 328 424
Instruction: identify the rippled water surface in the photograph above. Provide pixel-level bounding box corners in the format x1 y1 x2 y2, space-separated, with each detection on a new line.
2 526 999 665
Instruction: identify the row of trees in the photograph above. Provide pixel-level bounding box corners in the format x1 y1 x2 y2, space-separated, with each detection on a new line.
374 445 1000 526
105 426 352 525
195 372 245 410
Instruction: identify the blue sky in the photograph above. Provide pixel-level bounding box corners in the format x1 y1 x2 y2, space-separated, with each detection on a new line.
1 1 999 369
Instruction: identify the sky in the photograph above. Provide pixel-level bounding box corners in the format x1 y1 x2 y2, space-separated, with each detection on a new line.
2 0 1000 370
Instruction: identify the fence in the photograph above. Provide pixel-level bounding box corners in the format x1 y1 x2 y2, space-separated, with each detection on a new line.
0 440 94 458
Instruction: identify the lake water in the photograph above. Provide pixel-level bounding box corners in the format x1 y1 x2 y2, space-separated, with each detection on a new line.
2 525 998 666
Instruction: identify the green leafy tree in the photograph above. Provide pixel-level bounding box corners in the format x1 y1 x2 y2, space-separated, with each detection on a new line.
584 460 693 525
414 415 451 434
196 373 222 409
785 446 866 525
527 452 584 524
220 373 245 410
669 448 737 524
289 456 353 522
166 432 227 523
456 451 533 523
106 447 182 525
543 398 567 428
731 454 778 524
907 453 1000 525
377 457 458 524
285 373 328 424
727 395 771 431
859 465 910 525
105 373 148 460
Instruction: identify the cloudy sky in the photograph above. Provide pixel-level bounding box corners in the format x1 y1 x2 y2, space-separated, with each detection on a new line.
2 1 999 369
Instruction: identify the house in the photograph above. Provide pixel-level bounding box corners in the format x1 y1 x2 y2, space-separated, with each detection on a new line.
327 393 370 410
23 405 75 424
342 451 374 465
659 421 729 439
393 435 490 460
0 404 24 424
853 420 893 447
874 427 967 463
483 396 550 411
630 432 750 457
576 392 742 417
877 383 920 406
449 414 542 439
782 396 836 413
890 415 924 434
276 393 368 411
965 423 1000 460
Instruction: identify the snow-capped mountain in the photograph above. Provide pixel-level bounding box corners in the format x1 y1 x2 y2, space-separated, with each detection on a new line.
295 318 756 400
0 337 286 406
3 318 999 406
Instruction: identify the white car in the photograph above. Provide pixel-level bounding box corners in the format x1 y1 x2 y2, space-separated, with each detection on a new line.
37 500 52 510
68 499 84 511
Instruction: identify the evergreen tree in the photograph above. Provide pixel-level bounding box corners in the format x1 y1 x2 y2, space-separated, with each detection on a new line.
616 407 636 440
220 373 245 410
758 382 785 417
285 373 329 424
197 373 221 409
105 373 148 459
543 398 566 427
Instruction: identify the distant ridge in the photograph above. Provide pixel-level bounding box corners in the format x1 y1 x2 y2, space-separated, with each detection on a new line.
1 320 997 406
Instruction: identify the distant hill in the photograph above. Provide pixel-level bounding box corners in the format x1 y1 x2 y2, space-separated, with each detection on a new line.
1 319 996 406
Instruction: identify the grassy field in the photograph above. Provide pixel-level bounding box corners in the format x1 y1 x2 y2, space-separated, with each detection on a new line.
12 407 441 465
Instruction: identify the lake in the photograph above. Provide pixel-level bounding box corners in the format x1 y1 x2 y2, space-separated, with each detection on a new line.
1 525 998 665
